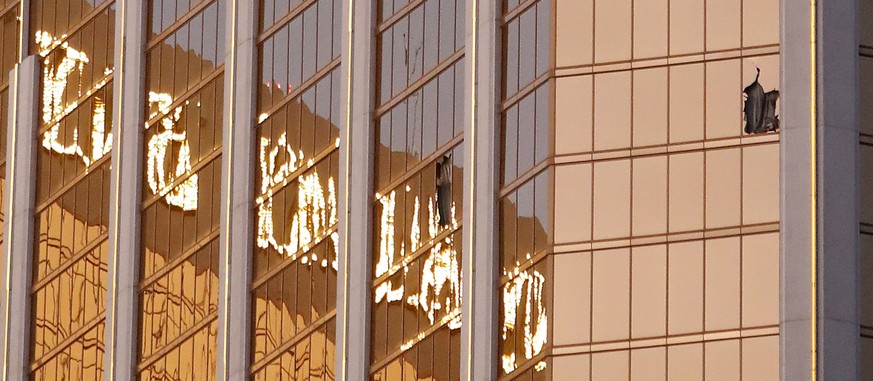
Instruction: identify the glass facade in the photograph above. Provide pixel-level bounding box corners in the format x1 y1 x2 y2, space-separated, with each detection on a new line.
137 0 225 379
29 0 115 378
250 0 341 379
498 0 782 379
0 0 864 380
370 0 465 379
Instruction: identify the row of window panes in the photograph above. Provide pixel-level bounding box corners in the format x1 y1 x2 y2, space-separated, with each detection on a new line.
28 4 114 377
257 0 340 115
551 233 779 349
550 143 779 244
251 318 337 380
141 78 223 205
148 0 211 38
35 9 114 128
549 336 778 381
145 0 224 101
501 83 549 187
377 0 411 23
371 324 461 381
31 242 107 372
374 60 464 193
139 321 218 381
256 69 341 183
32 322 106 381
34 162 110 280
29 0 111 49
0 5 19 81
555 0 779 69
260 0 306 33
376 0 464 106
498 258 550 377
499 169 549 275
251 238 337 368
36 87 113 204
502 0 549 99
554 56 781 155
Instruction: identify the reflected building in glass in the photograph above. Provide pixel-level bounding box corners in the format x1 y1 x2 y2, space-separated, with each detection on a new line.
0 0 869 380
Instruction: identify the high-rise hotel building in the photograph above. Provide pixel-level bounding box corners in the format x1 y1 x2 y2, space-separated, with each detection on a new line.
0 0 868 380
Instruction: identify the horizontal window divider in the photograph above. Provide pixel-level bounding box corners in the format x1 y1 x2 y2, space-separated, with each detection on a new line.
137 311 218 372
374 49 465 118
502 0 539 26
500 72 549 112
31 233 109 293
497 246 551 287
250 225 339 289
553 45 781 78
257 57 341 124
139 229 220 290
254 144 339 207
369 310 461 375
497 348 550 381
550 325 781 356
146 0 217 51
376 0 426 34
374 135 464 198
548 222 780 257
29 312 106 371
498 159 549 199
257 0 318 44
37 74 114 133
249 310 337 373
0 1 19 21
371 223 461 288
34 0 115 57
35 155 112 214
144 68 225 129
140 149 222 210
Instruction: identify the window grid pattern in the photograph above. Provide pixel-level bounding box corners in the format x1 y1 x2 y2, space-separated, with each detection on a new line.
28 2 115 379
536 0 781 379
497 1 552 378
370 0 465 378
137 1 225 379
251 0 341 379
859 2 873 376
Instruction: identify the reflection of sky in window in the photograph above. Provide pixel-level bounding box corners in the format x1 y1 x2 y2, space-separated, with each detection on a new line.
152 2 221 69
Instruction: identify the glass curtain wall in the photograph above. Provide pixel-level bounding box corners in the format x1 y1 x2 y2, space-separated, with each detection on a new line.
500 0 782 380
137 1 225 379
370 0 465 379
28 1 115 378
249 0 342 379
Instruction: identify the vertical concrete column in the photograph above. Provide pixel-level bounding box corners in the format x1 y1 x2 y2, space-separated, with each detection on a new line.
781 0 860 379
104 0 147 379
460 0 499 380
816 0 859 378
335 0 375 378
0 55 38 381
216 0 257 379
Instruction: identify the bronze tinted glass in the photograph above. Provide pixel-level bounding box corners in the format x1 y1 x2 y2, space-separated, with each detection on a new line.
502 0 781 379
251 0 341 379
370 0 465 378
28 1 114 378
138 1 225 379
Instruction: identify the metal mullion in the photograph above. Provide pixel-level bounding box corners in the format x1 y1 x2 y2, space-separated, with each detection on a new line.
257 0 317 44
